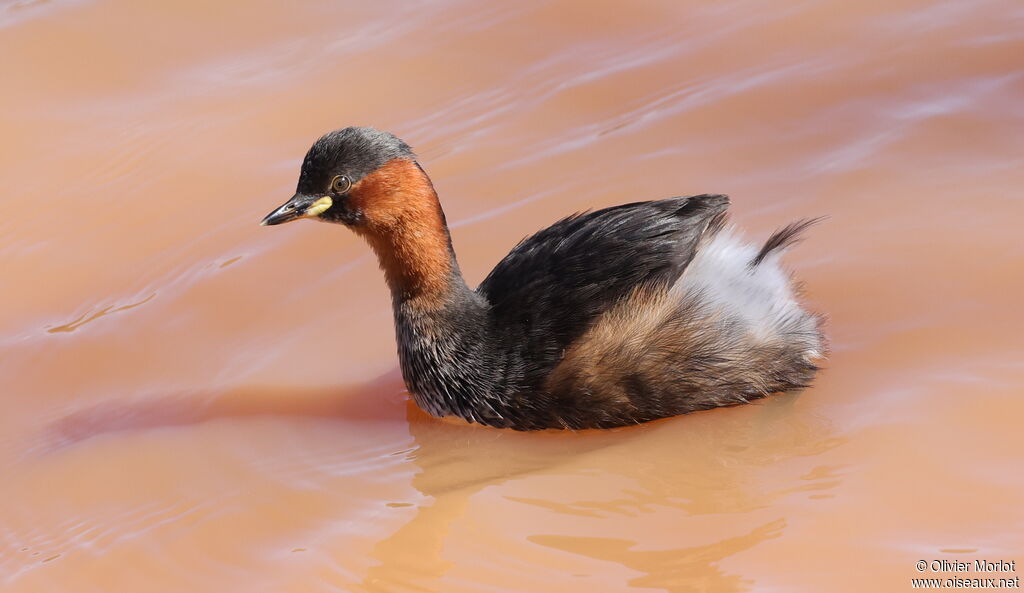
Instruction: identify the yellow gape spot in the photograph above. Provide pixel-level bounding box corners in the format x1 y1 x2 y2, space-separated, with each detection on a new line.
304 196 333 218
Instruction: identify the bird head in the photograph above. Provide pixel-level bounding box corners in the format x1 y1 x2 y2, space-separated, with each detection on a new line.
261 126 420 228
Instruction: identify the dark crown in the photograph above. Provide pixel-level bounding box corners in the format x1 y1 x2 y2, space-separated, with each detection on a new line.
296 127 415 194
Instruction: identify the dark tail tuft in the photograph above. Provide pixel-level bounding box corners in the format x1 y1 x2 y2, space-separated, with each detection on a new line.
751 216 825 267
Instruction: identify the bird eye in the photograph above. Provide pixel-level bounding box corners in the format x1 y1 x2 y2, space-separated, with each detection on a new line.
331 175 351 194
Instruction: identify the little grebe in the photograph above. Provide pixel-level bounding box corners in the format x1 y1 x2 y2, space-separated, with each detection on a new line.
262 127 824 430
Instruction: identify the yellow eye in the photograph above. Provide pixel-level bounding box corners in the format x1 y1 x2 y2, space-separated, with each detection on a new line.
331 175 351 193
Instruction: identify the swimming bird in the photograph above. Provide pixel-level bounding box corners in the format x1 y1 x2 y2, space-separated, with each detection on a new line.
262 127 824 430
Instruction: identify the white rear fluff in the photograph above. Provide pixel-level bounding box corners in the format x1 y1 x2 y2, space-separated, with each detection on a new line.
676 229 823 359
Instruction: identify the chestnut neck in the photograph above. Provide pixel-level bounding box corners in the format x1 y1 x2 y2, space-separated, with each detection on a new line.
352 159 468 308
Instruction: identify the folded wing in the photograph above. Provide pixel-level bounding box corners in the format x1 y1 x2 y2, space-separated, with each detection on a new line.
476 194 730 377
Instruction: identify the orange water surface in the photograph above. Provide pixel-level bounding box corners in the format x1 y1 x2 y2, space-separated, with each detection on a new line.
2 1 1023 591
